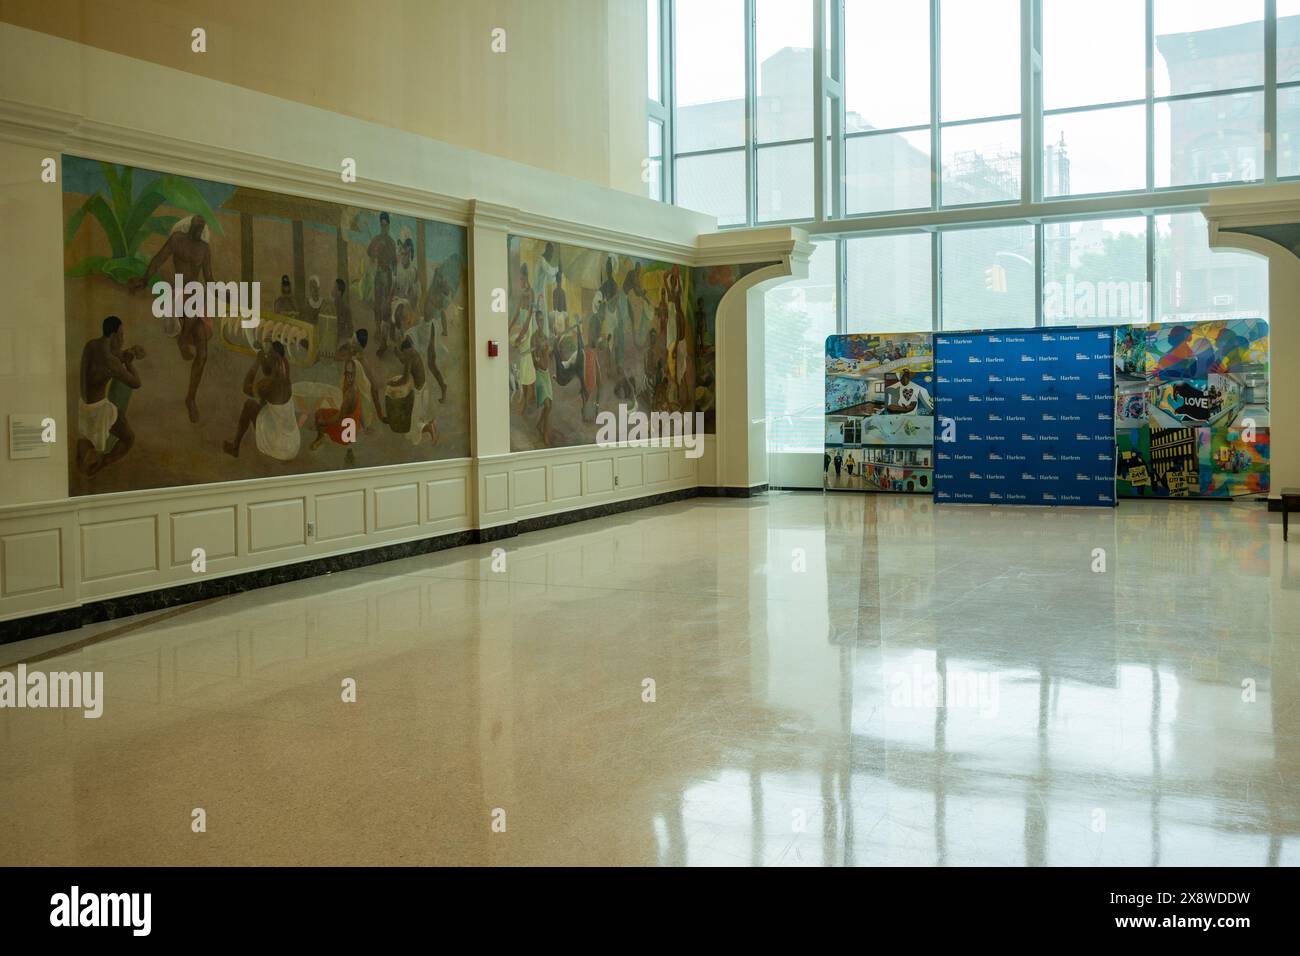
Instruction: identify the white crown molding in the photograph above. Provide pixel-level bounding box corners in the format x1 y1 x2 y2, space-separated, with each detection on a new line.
0 95 790 270
1202 199 1300 231
694 226 811 268
0 13 796 272
506 208 699 264
0 97 475 228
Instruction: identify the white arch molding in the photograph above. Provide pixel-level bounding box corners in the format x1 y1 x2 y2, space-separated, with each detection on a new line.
1203 198 1300 497
711 239 815 490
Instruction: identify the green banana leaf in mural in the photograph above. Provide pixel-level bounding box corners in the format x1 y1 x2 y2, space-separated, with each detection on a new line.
64 162 225 285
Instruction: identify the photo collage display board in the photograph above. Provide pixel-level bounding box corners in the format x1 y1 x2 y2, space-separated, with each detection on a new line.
823 333 935 494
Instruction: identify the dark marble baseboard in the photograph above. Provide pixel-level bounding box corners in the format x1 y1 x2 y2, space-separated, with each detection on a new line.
2 528 480 645
697 484 768 499
2 484 750 645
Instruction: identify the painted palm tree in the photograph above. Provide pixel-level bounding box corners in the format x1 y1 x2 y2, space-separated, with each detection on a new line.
64 162 224 285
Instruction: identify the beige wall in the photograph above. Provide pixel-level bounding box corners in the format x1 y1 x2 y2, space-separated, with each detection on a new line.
0 0 649 194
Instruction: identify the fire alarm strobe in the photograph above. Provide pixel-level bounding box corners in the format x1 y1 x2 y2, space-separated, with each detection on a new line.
487 340 499 357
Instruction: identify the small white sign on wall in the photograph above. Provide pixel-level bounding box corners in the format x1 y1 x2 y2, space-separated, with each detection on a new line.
8 414 52 460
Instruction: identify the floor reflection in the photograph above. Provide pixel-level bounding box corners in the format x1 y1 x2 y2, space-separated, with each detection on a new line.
0 493 1297 865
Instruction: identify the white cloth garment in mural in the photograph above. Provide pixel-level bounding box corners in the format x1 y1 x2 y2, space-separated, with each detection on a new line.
78 398 117 453
255 398 301 461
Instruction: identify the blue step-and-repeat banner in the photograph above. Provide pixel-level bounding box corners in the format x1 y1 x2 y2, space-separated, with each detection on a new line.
933 328 1116 506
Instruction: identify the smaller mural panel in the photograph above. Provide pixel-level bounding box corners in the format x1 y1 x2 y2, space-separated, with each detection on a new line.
1113 319 1268 498
824 332 935 493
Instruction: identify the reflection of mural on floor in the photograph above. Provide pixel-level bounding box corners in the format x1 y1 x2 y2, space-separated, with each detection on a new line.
1113 319 1268 498
825 332 935 494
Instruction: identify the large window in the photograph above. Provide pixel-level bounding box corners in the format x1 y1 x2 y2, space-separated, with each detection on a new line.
1280 1 1300 176
756 0 815 221
940 0 1022 206
647 0 670 201
1154 212 1269 322
843 0 931 214
667 1 1298 221
673 0 746 224
845 233 932 332
765 241 838 452
1154 2 1266 188
1043 0 1146 197
940 224 1036 330
660 2 1273 459
1043 217 1148 325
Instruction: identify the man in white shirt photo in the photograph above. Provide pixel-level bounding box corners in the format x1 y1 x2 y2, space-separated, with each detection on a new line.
886 368 932 415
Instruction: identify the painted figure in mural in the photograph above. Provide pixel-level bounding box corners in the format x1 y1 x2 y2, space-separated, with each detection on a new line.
886 368 932 415
303 275 323 326
333 278 354 345
508 263 530 406
512 293 538 412
131 215 214 424
368 212 398 356
665 264 686 375
393 238 420 311
676 330 693 410
273 275 297 315
408 288 448 405
655 288 669 349
694 297 707 351
389 337 440 446
533 243 559 336
642 327 667 411
312 346 363 465
610 271 638 405
348 328 387 426
621 262 651 339
583 293 604 418
552 268 569 334
532 307 554 446
426 265 452 337
599 257 623 369
77 315 144 477
222 339 297 460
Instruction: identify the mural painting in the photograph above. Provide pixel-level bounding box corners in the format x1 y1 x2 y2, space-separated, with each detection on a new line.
63 156 470 496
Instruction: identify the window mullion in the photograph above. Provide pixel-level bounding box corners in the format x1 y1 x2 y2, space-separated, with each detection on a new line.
813 0 826 223
1267 0 1279 183
1145 0 1155 192
1022 0 1037 207
931 0 942 210
745 0 758 228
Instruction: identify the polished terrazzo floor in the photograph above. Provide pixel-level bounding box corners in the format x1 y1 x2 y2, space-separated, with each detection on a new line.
2 493 1298 866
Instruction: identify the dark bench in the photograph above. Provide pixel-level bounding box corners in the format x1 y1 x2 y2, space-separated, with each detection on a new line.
1284 489 1300 542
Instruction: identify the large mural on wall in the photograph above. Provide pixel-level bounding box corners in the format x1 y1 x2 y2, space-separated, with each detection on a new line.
506 236 766 450
62 156 470 497
824 332 935 493
1114 319 1269 497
